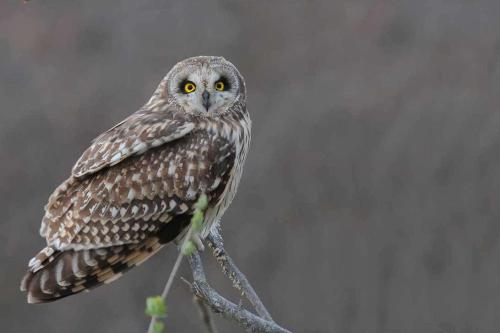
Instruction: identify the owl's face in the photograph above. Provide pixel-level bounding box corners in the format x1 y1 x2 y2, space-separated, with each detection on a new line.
165 56 245 116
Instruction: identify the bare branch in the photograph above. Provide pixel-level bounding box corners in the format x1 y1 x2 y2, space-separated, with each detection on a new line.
187 252 292 333
207 228 273 321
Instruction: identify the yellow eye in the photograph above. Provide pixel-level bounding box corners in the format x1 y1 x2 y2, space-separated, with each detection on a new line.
214 81 225 91
183 81 196 93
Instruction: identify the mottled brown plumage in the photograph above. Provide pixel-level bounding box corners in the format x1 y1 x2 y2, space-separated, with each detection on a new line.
21 56 251 303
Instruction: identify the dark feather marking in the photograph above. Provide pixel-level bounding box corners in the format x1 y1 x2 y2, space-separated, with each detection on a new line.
110 262 128 274
157 214 191 244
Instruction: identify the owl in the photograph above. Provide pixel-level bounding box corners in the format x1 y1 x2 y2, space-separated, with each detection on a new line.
20 56 251 303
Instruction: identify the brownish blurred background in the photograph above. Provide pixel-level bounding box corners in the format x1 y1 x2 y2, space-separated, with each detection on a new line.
2 1 500 332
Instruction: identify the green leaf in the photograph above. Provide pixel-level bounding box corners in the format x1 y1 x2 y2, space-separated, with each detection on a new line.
181 240 196 256
191 210 204 231
145 296 167 317
153 321 165 333
194 194 208 211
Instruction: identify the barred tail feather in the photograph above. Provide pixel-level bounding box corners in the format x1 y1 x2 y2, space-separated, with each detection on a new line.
20 237 164 304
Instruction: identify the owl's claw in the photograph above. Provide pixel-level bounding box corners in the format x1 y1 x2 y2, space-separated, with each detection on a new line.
191 232 205 252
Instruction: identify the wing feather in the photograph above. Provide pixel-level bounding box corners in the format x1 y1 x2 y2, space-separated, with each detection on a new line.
71 107 194 178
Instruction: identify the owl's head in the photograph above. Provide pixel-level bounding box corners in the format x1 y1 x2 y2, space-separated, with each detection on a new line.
155 56 246 116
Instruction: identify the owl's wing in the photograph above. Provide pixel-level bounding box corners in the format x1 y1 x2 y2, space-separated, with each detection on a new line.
41 120 235 251
36 114 235 264
23 124 237 302
71 107 195 178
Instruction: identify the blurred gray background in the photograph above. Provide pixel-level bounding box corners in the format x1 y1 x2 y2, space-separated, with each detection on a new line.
2 1 500 332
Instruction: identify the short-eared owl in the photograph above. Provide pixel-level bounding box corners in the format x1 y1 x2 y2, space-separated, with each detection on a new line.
20 56 251 303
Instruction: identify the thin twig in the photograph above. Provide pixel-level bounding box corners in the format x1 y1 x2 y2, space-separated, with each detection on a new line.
194 294 219 333
207 228 273 321
147 226 196 333
161 249 184 299
181 274 218 332
187 252 292 333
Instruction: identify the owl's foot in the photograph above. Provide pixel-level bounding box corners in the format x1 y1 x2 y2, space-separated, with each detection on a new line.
191 231 205 252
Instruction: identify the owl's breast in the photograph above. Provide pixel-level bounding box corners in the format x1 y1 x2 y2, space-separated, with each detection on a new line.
200 110 251 236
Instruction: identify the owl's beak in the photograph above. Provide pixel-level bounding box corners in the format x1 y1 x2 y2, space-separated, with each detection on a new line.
202 90 211 111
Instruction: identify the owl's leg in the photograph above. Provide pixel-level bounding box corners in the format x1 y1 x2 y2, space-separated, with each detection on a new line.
206 228 273 322
191 231 205 252
172 220 205 252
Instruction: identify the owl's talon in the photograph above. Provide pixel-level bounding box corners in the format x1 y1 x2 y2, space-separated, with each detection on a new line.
191 232 205 252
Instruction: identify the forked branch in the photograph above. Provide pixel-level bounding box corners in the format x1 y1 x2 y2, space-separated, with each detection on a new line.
187 251 292 333
206 229 274 322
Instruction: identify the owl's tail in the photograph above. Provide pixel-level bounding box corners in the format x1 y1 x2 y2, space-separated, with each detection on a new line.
20 237 165 304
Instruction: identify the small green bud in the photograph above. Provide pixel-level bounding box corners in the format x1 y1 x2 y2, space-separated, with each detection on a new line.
191 210 204 231
181 240 196 256
153 321 165 333
194 194 208 211
145 296 167 318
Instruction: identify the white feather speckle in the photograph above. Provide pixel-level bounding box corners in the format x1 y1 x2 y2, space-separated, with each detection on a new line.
110 152 122 164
